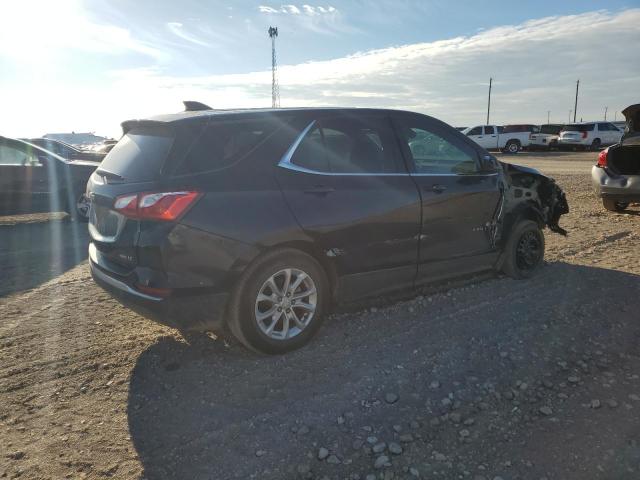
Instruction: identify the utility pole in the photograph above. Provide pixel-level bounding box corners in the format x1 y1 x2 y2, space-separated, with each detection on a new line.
268 26 280 108
614 111 617 122
569 110 572 122
573 79 579 123
604 106 608 121
547 111 550 124
486 77 492 125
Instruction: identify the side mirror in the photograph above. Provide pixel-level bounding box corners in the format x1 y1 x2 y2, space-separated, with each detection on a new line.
480 154 498 172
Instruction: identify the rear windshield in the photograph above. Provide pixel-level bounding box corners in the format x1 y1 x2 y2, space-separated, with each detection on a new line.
562 124 594 132
98 127 174 182
540 125 563 135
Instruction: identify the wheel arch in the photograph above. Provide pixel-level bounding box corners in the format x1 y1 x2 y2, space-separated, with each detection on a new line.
229 240 338 300
500 202 544 247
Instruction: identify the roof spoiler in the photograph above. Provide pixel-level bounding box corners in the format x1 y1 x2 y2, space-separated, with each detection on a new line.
183 100 213 112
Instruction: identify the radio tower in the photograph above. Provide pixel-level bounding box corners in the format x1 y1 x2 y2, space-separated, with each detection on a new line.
268 26 280 108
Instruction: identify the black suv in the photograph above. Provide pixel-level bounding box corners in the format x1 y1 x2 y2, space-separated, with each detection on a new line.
88 107 568 354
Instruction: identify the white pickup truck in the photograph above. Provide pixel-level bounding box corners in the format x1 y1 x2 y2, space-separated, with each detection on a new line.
462 124 537 154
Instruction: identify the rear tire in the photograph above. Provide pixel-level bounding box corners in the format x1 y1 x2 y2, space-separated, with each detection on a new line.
590 138 602 151
501 220 545 279
602 198 628 212
68 193 90 222
227 249 329 354
503 140 520 154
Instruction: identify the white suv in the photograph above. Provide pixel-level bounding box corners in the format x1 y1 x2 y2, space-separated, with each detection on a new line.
558 122 623 151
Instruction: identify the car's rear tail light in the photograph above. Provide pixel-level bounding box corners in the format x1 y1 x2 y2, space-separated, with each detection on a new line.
581 131 588 139
113 194 138 217
114 191 201 221
597 148 608 168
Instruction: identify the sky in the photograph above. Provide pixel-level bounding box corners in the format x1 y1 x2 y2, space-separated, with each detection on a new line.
1 0 639 138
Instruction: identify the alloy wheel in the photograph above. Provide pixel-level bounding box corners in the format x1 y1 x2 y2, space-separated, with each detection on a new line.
76 194 91 219
515 230 542 271
254 268 317 340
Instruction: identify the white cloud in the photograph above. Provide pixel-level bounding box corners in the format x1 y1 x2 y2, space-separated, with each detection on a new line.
109 9 639 128
2 8 639 137
258 4 337 15
0 0 163 61
166 22 211 47
257 4 352 35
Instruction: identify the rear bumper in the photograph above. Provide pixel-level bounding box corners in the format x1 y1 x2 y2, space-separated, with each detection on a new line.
90 254 228 332
591 166 640 202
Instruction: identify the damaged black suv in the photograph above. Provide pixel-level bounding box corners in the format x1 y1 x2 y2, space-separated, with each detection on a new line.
88 106 568 354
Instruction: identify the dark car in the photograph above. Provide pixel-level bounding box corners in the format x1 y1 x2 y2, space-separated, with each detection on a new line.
592 103 640 211
87 107 568 354
0 136 99 220
94 140 117 155
24 138 106 162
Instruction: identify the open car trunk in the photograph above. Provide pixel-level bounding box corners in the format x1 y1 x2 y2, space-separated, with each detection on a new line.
607 104 640 175
608 144 640 176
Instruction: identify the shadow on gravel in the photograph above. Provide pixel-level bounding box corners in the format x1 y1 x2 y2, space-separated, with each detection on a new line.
0 218 89 297
127 262 640 480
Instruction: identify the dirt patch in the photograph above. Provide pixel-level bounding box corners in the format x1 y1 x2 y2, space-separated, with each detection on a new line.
1 152 639 479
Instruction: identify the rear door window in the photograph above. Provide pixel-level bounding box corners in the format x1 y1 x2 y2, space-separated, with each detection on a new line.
175 118 284 175
562 124 594 132
467 127 482 136
484 126 495 135
98 127 174 182
291 116 402 174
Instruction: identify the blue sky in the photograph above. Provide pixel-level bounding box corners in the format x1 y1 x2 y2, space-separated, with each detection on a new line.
1 1 639 137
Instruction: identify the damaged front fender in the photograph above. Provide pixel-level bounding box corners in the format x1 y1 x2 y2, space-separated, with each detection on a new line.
494 162 569 246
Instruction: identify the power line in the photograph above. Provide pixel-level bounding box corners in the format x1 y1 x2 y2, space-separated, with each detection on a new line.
486 77 492 125
268 26 280 108
573 79 579 123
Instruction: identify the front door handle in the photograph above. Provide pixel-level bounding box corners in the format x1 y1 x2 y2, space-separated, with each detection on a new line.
304 185 335 195
431 184 447 193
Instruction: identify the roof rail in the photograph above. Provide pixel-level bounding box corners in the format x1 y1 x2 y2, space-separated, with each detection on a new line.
183 100 213 112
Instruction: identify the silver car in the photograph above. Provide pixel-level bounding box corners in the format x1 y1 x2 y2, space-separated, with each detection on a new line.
591 104 640 212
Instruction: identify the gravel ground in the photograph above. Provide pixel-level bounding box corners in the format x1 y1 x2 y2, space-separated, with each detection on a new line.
1 151 639 480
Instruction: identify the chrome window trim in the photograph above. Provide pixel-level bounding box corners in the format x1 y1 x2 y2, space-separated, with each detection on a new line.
277 120 498 178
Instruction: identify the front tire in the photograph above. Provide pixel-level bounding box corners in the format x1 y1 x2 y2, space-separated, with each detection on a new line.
501 220 545 279
602 198 628 212
227 249 329 354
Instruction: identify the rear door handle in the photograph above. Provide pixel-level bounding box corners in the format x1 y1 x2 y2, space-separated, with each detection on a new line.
304 185 335 195
431 184 447 193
